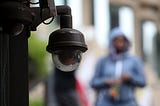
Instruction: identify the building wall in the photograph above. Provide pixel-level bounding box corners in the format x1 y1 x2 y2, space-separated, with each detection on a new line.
80 0 160 57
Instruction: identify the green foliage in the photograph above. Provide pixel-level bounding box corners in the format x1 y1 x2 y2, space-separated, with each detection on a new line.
29 99 44 106
28 33 49 78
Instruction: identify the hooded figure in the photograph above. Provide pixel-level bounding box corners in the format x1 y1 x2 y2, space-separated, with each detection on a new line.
90 27 146 106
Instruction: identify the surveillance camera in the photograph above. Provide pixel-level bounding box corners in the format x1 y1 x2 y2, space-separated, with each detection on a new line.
46 28 88 72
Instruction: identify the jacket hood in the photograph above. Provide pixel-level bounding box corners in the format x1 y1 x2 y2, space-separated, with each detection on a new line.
109 27 131 60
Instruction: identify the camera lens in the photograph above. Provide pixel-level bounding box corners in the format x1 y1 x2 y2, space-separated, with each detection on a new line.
52 50 82 72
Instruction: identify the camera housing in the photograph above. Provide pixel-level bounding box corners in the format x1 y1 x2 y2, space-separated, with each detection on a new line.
46 28 88 72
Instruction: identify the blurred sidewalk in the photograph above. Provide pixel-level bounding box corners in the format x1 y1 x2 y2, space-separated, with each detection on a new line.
136 63 160 106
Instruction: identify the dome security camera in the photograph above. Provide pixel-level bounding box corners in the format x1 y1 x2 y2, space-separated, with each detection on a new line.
46 28 88 72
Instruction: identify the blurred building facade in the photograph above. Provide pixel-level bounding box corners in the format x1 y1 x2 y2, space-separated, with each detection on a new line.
61 0 160 105
78 1 160 105
76 0 160 77
29 0 160 106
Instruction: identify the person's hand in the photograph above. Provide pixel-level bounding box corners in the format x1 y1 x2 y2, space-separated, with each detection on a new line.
107 78 121 98
106 78 121 86
121 73 131 82
108 87 118 97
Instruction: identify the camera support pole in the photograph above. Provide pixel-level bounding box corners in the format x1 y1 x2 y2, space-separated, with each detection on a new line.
0 0 56 106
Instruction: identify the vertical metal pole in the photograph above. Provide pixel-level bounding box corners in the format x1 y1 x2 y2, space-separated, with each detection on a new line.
0 10 30 106
9 27 29 106
0 26 29 106
0 30 10 106
0 0 30 105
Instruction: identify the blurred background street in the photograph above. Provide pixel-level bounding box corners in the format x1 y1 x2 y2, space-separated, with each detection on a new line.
29 0 160 106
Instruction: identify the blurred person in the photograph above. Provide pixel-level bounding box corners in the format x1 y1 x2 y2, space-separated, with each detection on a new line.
53 69 89 106
76 78 90 106
90 27 146 106
53 68 81 106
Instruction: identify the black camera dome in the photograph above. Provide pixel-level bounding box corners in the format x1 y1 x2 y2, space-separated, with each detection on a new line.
46 28 88 53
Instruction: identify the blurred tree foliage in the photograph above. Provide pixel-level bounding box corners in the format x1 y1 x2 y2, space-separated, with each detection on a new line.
28 33 49 82
29 98 44 106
